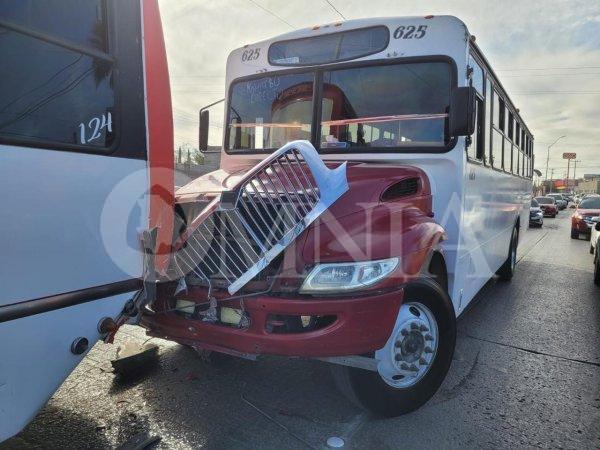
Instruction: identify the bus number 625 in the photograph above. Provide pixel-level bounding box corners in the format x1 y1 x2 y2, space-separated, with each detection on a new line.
393 25 427 39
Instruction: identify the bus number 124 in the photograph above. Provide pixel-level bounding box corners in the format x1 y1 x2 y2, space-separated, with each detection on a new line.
79 113 112 145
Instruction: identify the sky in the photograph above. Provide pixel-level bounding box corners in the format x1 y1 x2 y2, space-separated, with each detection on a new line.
158 0 600 179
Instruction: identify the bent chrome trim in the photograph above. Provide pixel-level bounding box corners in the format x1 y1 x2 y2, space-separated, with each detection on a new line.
173 140 348 294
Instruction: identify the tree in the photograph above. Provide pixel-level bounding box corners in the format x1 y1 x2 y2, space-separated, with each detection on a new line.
175 143 203 165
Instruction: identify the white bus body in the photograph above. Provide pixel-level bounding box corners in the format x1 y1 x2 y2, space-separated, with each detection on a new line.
218 15 534 314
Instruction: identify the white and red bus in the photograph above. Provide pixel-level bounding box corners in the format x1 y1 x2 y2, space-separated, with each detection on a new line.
0 0 173 440
144 16 534 417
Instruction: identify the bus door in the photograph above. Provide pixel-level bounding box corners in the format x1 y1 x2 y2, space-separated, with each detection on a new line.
0 0 173 441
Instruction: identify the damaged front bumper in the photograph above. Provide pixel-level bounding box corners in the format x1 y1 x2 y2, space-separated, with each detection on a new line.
141 287 403 358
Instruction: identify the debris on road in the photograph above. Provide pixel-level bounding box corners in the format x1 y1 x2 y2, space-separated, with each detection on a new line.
111 342 160 380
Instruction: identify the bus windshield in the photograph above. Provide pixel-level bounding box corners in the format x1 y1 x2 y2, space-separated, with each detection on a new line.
320 62 450 150
227 73 313 151
227 61 451 152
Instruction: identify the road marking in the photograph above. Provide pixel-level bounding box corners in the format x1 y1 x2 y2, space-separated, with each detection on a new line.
464 333 600 368
518 230 549 263
241 394 317 449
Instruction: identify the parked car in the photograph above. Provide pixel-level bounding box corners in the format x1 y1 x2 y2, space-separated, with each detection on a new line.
571 196 600 239
535 196 558 218
529 198 543 227
547 193 567 210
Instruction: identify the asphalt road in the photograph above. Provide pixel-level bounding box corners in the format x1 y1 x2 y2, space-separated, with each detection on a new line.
4 211 600 449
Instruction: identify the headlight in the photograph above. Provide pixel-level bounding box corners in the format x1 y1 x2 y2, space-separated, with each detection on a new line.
299 258 399 294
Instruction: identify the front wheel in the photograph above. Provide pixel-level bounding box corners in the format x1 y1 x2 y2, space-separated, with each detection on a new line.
497 226 518 281
331 280 456 417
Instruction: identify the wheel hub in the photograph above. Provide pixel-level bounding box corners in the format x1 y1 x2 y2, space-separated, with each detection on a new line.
375 302 439 388
399 331 425 362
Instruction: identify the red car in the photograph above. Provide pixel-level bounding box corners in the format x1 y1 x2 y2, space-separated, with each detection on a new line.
571 196 600 239
535 196 558 218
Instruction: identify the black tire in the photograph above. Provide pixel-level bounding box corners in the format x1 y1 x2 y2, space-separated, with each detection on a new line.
594 251 600 287
331 279 456 417
571 230 579 239
552 213 557 218
497 226 518 281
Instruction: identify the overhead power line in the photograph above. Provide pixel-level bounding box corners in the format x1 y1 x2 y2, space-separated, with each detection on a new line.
324 0 346 20
497 66 600 71
512 91 600 95
502 72 600 78
246 0 294 28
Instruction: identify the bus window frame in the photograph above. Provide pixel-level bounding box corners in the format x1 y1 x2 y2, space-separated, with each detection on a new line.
267 25 391 67
0 1 127 157
224 55 458 156
466 52 486 164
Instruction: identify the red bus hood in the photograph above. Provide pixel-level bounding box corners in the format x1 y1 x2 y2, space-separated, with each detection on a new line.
175 161 431 218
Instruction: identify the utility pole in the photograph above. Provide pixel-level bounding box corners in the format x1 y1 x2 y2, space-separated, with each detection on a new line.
545 135 566 181
549 168 555 193
573 160 581 180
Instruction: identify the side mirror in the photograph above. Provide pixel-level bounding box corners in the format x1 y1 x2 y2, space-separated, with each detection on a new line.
449 86 476 137
199 109 209 152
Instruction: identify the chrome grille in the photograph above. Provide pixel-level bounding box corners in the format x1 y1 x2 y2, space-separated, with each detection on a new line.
172 140 348 294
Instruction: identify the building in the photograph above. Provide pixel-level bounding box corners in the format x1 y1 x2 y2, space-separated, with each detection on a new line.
575 177 600 194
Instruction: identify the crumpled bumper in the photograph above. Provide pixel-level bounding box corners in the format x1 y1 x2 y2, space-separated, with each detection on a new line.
142 288 403 358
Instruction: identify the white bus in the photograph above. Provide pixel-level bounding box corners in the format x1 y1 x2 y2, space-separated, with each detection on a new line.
145 15 534 417
0 0 174 440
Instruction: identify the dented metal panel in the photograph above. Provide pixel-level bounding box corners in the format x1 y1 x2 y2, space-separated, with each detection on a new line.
172 140 348 294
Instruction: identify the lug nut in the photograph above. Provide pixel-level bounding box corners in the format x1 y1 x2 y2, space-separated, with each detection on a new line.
400 363 409 370
410 322 419 330
409 364 418 372
420 325 429 332
424 334 434 341
424 346 433 354
419 357 428 365
400 329 409 336
394 340 402 348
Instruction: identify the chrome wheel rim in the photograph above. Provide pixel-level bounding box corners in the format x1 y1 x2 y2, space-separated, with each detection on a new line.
375 302 439 389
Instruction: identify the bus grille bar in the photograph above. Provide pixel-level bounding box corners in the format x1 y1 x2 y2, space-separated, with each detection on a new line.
172 140 348 295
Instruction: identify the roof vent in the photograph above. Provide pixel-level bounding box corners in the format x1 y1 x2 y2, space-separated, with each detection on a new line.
381 178 420 202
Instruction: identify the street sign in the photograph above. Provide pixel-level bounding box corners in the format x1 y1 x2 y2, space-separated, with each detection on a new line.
563 152 576 159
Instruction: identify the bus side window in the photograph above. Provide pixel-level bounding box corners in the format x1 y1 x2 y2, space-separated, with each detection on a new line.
530 138 534 178
0 0 115 150
467 55 485 162
485 77 492 165
491 89 504 169
474 97 485 160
